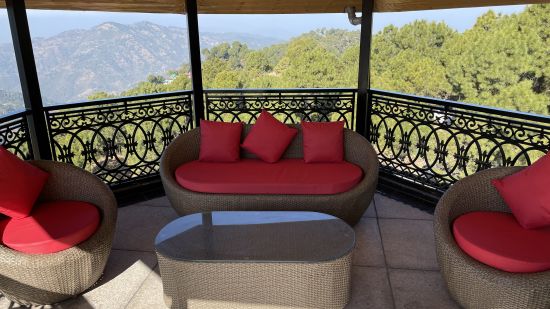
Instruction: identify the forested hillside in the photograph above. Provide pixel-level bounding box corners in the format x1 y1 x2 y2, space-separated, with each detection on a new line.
0 21 280 107
0 90 23 115
99 4 548 115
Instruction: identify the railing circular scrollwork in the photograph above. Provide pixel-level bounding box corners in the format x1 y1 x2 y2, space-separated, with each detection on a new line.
369 90 550 193
44 92 194 186
205 89 356 130
0 112 33 160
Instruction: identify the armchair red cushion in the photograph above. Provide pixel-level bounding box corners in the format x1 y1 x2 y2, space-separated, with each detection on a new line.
453 211 550 273
0 200 100 254
491 152 550 229
241 111 297 163
302 121 344 163
0 147 49 219
199 120 243 162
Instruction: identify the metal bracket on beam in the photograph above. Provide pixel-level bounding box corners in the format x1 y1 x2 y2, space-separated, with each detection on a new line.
345 7 362 26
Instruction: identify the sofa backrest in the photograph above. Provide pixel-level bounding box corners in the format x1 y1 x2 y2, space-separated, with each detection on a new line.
241 124 304 159
240 123 358 159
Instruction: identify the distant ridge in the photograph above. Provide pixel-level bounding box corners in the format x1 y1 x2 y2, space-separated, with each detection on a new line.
0 21 281 105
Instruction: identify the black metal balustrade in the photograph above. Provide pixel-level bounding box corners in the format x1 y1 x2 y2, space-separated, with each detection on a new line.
43 91 194 187
368 89 550 203
205 89 357 129
0 111 33 160
0 88 548 205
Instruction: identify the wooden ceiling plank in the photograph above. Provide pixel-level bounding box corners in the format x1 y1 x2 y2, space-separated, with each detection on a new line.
0 0 546 14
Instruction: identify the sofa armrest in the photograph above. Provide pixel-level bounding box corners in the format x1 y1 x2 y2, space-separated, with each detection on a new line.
343 130 379 189
160 128 200 192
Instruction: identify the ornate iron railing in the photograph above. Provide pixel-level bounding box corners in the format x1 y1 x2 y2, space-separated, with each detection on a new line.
204 88 357 129
3 88 549 204
0 111 33 160
368 89 550 199
44 91 194 187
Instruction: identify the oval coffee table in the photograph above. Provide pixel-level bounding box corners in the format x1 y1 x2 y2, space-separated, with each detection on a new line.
155 211 355 309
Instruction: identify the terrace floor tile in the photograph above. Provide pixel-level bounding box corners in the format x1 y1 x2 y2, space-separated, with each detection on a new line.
363 200 377 218
0 195 461 309
375 194 433 220
112 205 178 252
132 196 171 208
126 266 166 309
346 266 394 309
353 218 386 267
379 218 439 270
389 268 459 309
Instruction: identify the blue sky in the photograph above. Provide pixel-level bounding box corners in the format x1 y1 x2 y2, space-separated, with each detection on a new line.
0 5 526 43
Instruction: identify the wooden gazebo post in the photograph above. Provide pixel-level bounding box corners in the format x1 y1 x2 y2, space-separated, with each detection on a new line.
6 0 52 160
356 0 374 137
185 0 206 127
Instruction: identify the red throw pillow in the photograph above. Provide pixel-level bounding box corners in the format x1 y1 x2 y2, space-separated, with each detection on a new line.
241 111 297 163
0 147 49 219
491 152 550 229
199 120 243 162
302 121 345 163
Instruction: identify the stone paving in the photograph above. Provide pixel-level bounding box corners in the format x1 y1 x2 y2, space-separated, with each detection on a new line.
1 193 459 309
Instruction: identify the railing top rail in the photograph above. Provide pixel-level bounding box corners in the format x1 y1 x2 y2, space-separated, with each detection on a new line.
4 88 547 125
43 90 194 112
204 88 357 94
0 110 30 122
369 88 550 124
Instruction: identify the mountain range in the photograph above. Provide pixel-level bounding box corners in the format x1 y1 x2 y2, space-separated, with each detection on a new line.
0 21 280 110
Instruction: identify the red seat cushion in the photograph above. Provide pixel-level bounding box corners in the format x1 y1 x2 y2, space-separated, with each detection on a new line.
0 147 49 219
302 121 345 163
199 120 243 162
0 201 100 254
241 110 297 163
453 211 550 273
175 158 363 195
491 152 550 229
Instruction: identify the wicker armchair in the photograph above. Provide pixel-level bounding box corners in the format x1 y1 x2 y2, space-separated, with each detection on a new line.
434 167 550 309
160 124 379 226
0 160 117 306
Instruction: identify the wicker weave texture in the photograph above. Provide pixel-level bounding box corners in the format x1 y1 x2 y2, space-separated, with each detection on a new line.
0 160 117 306
160 125 379 226
434 167 550 309
156 251 352 309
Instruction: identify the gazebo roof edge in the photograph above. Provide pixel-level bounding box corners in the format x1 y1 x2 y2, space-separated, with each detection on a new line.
0 0 546 14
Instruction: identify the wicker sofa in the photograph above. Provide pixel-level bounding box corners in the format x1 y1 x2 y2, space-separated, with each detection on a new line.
434 167 550 309
160 124 379 226
0 160 117 306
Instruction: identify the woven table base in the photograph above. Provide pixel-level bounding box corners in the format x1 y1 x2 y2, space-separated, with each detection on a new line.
157 251 352 309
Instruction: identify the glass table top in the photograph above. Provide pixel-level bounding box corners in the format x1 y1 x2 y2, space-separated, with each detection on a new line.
155 211 355 263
